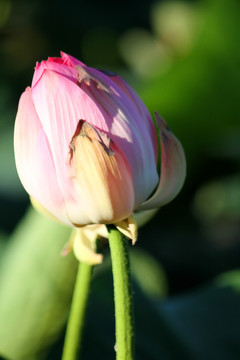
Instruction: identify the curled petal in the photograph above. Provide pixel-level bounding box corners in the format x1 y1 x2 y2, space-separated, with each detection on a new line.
138 112 186 210
61 224 107 258
71 228 103 265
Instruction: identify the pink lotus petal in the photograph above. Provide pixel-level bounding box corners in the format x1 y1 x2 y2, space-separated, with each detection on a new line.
138 112 186 210
31 70 109 223
75 66 159 207
106 73 158 162
31 69 109 186
14 87 71 225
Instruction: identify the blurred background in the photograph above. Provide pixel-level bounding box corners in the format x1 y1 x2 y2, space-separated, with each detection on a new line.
0 0 240 359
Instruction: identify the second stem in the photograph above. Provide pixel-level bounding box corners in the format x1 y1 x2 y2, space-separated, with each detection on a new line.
62 261 92 360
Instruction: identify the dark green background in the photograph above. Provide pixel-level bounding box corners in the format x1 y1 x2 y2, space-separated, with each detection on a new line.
1 0 240 359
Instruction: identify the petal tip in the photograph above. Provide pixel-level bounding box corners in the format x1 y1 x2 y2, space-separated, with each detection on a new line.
115 216 138 245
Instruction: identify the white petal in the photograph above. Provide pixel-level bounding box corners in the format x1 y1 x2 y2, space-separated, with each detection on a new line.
72 228 103 265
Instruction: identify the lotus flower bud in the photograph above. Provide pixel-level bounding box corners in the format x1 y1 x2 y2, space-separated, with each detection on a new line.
14 52 186 229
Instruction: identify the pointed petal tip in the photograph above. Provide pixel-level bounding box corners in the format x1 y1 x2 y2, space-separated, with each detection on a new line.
35 62 40 70
154 111 172 135
115 216 138 245
60 51 71 63
154 111 166 127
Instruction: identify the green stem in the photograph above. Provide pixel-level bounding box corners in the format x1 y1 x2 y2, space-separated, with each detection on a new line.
62 261 92 360
108 227 135 360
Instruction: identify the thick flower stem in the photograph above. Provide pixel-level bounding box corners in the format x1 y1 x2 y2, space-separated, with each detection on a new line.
108 226 135 360
62 261 92 360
